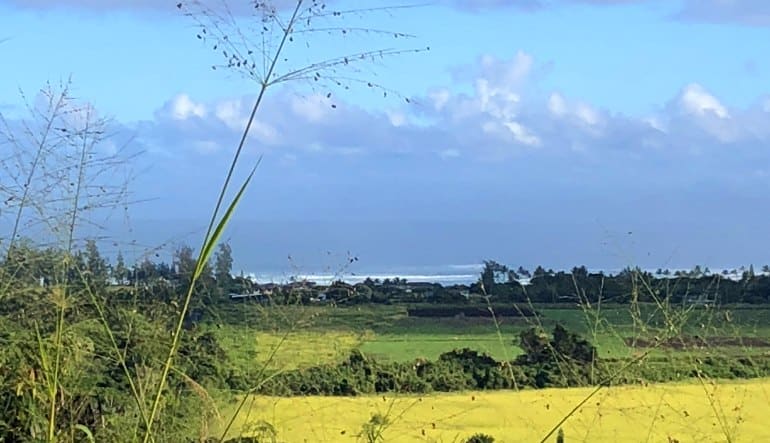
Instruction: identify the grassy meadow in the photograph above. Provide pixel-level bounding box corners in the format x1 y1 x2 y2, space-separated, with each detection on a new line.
209 303 770 371
199 302 770 441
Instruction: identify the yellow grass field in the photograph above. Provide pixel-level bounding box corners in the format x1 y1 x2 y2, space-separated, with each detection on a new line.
214 378 770 443
215 327 371 371
251 331 367 370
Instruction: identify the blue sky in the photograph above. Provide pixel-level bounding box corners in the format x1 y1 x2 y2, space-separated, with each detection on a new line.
2 0 770 274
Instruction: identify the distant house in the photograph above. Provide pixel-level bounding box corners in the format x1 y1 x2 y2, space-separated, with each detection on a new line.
310 292 328 303
684 293 717 307
405 282 440 297
228 292 268 302
229 283 277 302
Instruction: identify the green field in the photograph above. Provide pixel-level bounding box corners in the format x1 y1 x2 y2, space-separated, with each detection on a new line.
208 303 770 371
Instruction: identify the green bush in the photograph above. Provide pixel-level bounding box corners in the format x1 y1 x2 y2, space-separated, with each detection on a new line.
465 433 495 443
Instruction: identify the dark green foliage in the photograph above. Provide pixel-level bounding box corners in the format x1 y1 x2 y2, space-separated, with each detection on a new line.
465 433 495 443
186 437 259 443
214 242 234 293
514 324 597 388
0 283 230 442
599 354 770 385
256 344 539 396
83 239 109 289
243 324 770 397
406 305 536 318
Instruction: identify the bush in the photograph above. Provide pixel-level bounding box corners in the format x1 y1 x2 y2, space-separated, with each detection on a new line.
248 328 770 397
465 433 495 443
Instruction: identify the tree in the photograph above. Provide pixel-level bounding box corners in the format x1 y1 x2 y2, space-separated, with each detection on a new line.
516 327 551 364
113 251 128 285
550 323 595 364
173 245 205 282
173 246 192 279
83 239 109 288
692 265 703 277
571 265 588 280
480 260 509 294
214 242 233 291
742 265 755 282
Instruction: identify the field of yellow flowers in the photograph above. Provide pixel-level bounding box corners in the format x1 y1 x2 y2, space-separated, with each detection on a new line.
215 378 770 443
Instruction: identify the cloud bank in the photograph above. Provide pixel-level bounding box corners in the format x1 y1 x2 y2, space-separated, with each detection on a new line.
141 50 770 163
8 0 770 27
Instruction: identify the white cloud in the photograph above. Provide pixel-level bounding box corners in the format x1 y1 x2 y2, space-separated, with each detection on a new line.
138 52 770 173
387 111 407 127
429 89 451 112
215 99 247 130
290 94 331 123
477 78 520 119
679 83 729 119
170 94 206 120
504 121 541 146
480 51 533 89
548 93 568 117
575 103 601 126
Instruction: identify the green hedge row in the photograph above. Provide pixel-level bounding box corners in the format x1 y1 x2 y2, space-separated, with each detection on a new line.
224 326 770 396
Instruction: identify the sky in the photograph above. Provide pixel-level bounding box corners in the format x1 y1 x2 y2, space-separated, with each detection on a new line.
1 0 770 276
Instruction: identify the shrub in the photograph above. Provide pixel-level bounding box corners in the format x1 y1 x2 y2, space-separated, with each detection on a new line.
465 433 495 443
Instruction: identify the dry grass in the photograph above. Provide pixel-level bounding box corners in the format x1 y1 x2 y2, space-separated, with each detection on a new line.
211 323 374 371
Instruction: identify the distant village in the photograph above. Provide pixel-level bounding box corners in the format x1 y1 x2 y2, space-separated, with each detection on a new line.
223 263 770 306
226 277 473 304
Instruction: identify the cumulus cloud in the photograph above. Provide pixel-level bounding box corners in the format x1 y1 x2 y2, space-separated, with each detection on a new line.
135 51 770 175
168 94 207 120
678 83 729 119
44 48 767 268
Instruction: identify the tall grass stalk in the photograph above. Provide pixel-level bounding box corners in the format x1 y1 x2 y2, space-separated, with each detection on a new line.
141 1 426 440
1 79 135 441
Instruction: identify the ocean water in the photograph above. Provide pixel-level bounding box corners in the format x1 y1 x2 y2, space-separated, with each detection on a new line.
240 265 765 286
243 263 484 285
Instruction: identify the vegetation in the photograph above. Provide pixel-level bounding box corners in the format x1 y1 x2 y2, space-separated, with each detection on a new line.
214 380 770 442
4 237 770 440
2 1 770 442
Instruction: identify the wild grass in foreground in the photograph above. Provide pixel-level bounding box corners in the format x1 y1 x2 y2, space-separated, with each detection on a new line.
1 1 427 442
3 1 770 443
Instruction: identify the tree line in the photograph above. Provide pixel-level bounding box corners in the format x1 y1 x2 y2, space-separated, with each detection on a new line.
4 241 770 307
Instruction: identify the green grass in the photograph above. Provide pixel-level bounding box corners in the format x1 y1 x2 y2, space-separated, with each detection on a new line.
209 304 770 370
359 333 523 361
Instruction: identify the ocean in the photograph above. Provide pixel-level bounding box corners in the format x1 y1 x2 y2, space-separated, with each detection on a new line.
241 263 485 286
